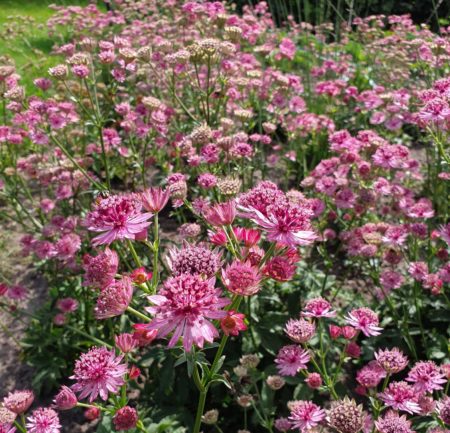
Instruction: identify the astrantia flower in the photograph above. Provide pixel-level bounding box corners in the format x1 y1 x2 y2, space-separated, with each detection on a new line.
26 408 61 433
94 277 133 320
53 386 77 410
275 345 310 376
406 361 447 393
71 347 127 402
167 242 222 277
284 319 316 343
263 256 296 281
115 333 138 353
437 397 450 424
221 261 261 296
288 400 325 431
85 194 152 246
244 201 317 247
345 307 382 337
3 390 34 414
375 347 409 373
327 397 365 433
356 361 386 388
83 247 119 289
274 417 292 432
113 406 138 431
56 298 79 313
438 223 450 245
145 274 230 351
220 310 247 336
302 297 336 318
141 187 170 213
378 381 421 414
204 200 236 226
0 423 15 433
374 411 415 433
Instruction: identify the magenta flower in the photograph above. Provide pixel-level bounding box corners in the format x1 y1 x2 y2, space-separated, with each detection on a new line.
437 397 450 424
56 298 79 313
302 297 336 318
53 386 77 410
3 390 34 414
345 307 382 337
113 406 138 431
378 381 421 414
275 345 310 376
83 247 119 289
284 319 316 343
141 187 170 213
221 261 262 296
375 347 409 374
71 347 127 402
288 400 325 431
204 200 236 226
406 361 447 394
26 408 61 433
0 424 16 433
220 310 247 336
85 194 152 246
244 201 317 247
145 274 230 351
94 277 133 320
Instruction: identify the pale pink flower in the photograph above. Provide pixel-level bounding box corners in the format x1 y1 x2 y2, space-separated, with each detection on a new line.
302 297 336 318
378 381 421 414
374 411 415 433
53 386 77 410
204 200 236 226
221 261 261 296
56 298 78 313
83 247 119 290
345 307 382 337
85 194 152 246
275 345 310 376
375 347 409 373
71 347 127 402
406 361 447 393
146 274 230 351
113 406 138 431
3 390 34 414
141 187 170 213
284 319 315 343
94 277 133 320
115 333 138 353
288 400 325 431
26 408 61 433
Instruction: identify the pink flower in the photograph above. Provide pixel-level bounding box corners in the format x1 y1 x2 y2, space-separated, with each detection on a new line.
220 310 247 336
305 372 322 389
406 361 447 394
274 417 292 432
279 38 296 60
345 307 382 337
3 390 34 414
94 277 133 320
233 227 261 246
221 261 261 296
302 297 336 318
437 397 450 424
6 285 27 301
356 361 386 389
380 270 404 291
83 247 119 290
71 347 127 402
113 406 138 431
53 386 77 410
263 256 296 281
130 267 152 285
438 223 450 245
56 298 78 313
375 348 409 373
284 319 315 343
275 345 310 376
244 201 317 247
85 194 152 246
26 408 61 433
374 411 414 433
141 187 170 213
288 401 326 433
115 333 138 353
378 381 421 414
204 200 236 226
0 424 16 433
145 274 230 351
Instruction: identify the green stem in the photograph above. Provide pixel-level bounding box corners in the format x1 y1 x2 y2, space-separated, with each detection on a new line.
192 390 207 433
126 306 151 322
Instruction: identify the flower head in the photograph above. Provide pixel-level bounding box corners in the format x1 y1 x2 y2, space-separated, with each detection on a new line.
288 400 326 431
141 187 170 213
327 397 365 433
94 277 133 320
302 297 336 318
375 347 409 374
437 397 450 424
85 194 152 246
71 347 127 402
3 390 34 414
406 361 447 394
115 333 138 353
220 310 247 336
378 381 421 414
374 411 415 433
345 307 382 337
204 200 236 226
167 243 222 277
263 256 296 281
221 261 261 296
26 408 61 433
0 424 15 433
83 247 119 289
145 274 230 351
56 298 78 313
284 319 316 343
275 345 310 376
113 406 138 431
53 386 77 410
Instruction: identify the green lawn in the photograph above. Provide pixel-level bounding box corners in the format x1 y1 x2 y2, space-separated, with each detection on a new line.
0 0 95 89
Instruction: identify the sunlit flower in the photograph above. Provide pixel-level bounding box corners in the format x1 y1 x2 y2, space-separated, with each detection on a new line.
94 277 133 320
221 261 261 296
288 400 325 431
275 345 310 376
378 381 421 414
26 408 61 433
406 361 447 393
345 307 382 337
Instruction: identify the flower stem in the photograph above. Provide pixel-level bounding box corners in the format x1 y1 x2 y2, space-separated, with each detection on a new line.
126 306 151 322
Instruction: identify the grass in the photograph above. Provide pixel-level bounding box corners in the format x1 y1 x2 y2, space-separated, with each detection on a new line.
0 0 96 90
